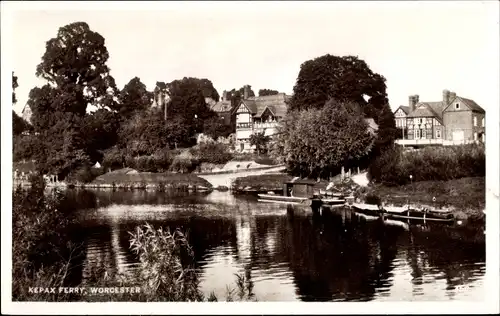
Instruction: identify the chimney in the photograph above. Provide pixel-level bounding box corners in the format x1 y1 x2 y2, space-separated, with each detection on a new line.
243 85 250 100
222 90 227 101
449 91 456 102
409 94 419 112
442 89 450 104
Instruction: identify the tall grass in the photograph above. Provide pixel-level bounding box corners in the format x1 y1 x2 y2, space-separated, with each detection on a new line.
369 144 485 186
12 178 253 301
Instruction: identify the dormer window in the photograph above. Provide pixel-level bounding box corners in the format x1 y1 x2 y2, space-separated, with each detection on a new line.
455 103 460 110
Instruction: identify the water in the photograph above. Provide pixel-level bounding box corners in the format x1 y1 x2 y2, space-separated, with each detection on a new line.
64 189 485 301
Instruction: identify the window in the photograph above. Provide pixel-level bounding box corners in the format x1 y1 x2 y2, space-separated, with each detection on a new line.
436 129 441 138
474 132 478 141
474 117 477 127
416 129 421 139
482 117 485 127
455 103 460 110
419 118 423 124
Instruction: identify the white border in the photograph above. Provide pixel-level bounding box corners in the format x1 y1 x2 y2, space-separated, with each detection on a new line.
1 1 499 315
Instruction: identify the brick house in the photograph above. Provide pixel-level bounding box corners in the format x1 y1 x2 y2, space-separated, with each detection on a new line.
396 90 485 146
233 85 290 152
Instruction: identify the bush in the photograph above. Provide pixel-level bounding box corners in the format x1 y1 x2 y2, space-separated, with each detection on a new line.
67 166 105 183
102 147 125 171
190 142 233 165
369 144 485 186
170 151 200 173
129 224 203 301
12 175 81 301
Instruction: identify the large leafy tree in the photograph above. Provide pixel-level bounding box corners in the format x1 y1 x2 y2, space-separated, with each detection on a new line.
166 77 217 134
258 89 279 97
288 54 396 149
27 21 118 177
115 77 153 120
272 99 376 179
119 109 192 156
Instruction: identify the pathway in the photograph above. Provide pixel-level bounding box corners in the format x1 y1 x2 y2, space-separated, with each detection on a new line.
198 165 286 188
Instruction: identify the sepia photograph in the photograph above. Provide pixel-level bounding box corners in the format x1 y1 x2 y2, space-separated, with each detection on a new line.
1 1 499 314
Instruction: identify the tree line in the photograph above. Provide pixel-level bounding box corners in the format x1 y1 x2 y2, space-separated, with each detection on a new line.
12 22 283 180
13 21 397 181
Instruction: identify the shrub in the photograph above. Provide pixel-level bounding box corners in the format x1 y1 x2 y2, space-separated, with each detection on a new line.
12 175 82 301
102 147 125 171
170 151 200 173
190 142 233 165
67 166 105 183
129 224 203 301
369 144 485 186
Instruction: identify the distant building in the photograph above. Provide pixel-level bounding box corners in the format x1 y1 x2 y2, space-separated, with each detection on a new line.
211 91 234 126
396 90 485 147
233 85 290 152
394 105 410 129
21 103 32 124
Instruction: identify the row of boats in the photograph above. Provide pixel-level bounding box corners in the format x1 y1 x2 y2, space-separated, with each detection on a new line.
257 181 456 224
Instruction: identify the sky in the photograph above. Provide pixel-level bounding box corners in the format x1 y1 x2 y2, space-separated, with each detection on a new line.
3 1 499 115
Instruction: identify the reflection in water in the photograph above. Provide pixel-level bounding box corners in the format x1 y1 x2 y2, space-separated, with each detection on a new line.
67 189 485 301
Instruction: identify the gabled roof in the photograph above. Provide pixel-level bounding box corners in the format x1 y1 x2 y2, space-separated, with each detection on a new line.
235 93 289 117
407 102 446 122
394 105 410 114
211 100 232 113
445 96 485 113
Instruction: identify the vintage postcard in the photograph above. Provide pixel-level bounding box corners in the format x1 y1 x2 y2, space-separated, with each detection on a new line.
1 1 499 314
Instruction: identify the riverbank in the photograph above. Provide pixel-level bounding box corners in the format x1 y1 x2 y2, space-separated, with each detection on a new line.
356 177 485 221
231 172 485 222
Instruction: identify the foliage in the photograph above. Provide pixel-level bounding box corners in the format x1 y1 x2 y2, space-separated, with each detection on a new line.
129 224 203 301
13 135 43 163
166 77 219 133
115 77 153 119
169 151 201 173
13 111 31 136
273 100 376 178
249 131 270 155
224 85 256 108
35 21 118 110
83 108 120 152
25 21 118 178
258 89 279 96
287 54 397 152
190 141 233 165
368 144 485 186
12 71 18 104
12 175 82 301
118 110 193 156
203 116 233 139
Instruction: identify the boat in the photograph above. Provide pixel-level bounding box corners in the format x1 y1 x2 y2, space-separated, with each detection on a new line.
257 193 312 206
347 202 455 223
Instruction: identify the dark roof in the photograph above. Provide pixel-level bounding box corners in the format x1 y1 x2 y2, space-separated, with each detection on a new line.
394 105 410 114
211 100 232 113
407 101 446 122
454 96 485 113
237 93 289 118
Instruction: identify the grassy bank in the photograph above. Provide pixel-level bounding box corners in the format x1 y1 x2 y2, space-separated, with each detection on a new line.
90 168 213 189
357 177 485 221
231 173 331 193
369 144 485 186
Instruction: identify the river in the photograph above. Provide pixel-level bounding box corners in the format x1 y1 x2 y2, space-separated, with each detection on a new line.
62 188 485 302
